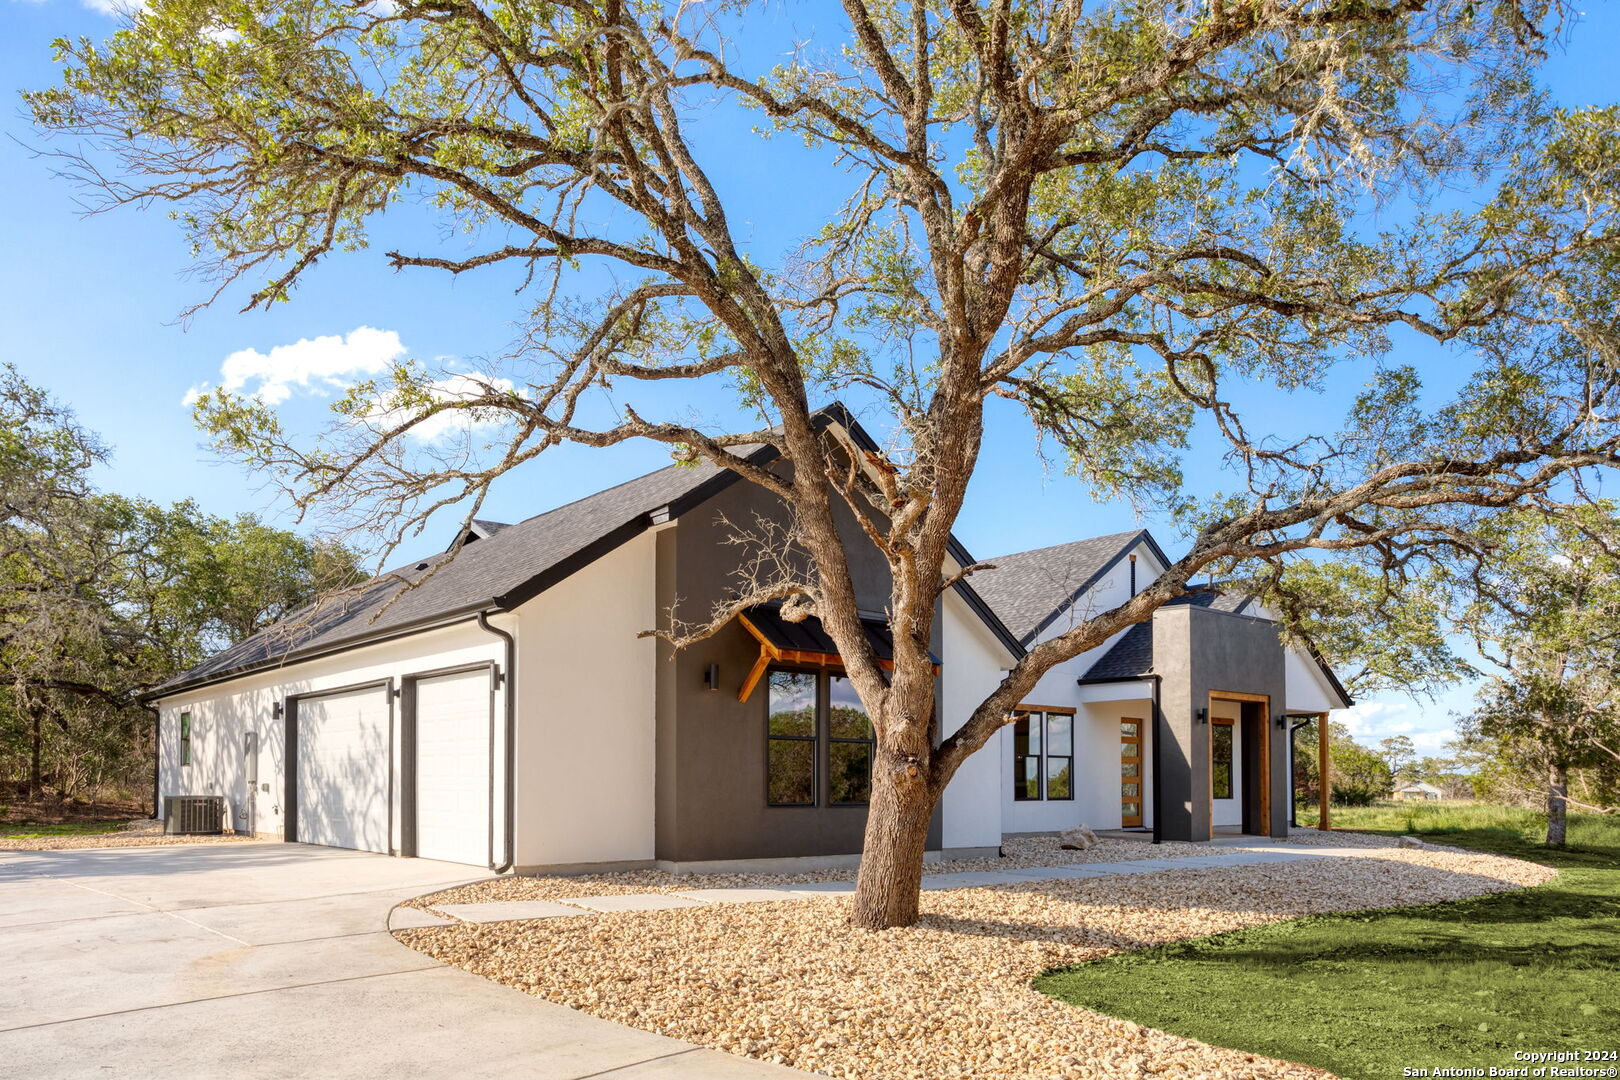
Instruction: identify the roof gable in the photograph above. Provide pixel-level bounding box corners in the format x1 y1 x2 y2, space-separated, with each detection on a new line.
970 530 1169 647
149 404 1025 698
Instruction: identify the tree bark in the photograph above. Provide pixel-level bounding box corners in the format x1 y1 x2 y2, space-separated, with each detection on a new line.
1546 762 1569 847
851 742 939 930
29 712 43 797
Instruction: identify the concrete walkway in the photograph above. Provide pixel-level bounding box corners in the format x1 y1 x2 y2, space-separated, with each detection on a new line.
0 842 810 1080
403 845 1364 924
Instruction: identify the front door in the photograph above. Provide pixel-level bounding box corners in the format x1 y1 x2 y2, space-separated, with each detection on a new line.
1121 718 1143 827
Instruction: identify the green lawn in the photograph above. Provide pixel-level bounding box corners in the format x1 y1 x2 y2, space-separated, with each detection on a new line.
0 820 130 839
1034 806 1620 1080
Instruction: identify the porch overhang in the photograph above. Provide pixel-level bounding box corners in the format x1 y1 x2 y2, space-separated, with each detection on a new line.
735 603 940 701
1074 676 1155 704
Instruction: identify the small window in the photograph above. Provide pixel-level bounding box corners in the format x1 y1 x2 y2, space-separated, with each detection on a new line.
766 671 817 806
827 675 875 805
180 711 192 767
1012 707 1074 801
1046 713 1073 801
1212 720 1234 800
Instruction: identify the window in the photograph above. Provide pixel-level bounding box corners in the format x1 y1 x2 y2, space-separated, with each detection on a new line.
179 711 192 767
766 671 817 805
1212 719 1234 799
827 676 875 805
1012 707 1074 801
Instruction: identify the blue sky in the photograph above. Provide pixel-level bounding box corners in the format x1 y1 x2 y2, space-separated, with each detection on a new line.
2 0 1617 758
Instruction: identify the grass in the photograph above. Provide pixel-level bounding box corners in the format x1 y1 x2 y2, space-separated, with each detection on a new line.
0 820 131 839
1034 806 1620 1080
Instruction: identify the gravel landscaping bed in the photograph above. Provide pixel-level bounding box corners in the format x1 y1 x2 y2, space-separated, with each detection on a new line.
0 818 259 850
405 833 1315 909
397 846 1552 1080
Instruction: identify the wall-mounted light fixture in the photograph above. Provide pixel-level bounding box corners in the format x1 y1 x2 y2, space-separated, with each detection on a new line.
705 663 721 691
1275 713 1288 729
1196 707 1208 725
271 701 282 720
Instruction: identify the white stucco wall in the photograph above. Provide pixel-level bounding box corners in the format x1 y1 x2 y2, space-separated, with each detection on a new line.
153 617 511 862
1003 538 1165 834
938 589 1012 851
513 531 657 870
1283 645 1344 713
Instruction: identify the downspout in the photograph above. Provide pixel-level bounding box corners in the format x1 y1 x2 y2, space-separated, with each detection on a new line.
149 705 160 820
1148 675 1163 845
476 612 517 874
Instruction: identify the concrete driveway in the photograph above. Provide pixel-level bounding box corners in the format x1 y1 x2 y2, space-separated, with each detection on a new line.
0 841 808 1080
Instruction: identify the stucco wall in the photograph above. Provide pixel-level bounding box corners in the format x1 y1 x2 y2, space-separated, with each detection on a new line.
1003 538 1165 835
513 531 657 870
938 589 1009 851
1153 604 1288 841
153 618 510 860
652 470 949 864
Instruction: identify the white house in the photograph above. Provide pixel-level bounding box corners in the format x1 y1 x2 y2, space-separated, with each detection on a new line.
146 408 1350 873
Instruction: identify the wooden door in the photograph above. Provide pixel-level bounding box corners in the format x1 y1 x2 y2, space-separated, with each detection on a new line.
1121 718 1143 827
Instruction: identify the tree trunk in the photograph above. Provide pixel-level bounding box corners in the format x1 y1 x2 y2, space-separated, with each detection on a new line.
851 744 938 930
1546 762 1569 847
29 712 43 797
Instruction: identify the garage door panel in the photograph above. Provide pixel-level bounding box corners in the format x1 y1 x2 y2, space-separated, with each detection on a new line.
296 687 391 854
414 669 492 866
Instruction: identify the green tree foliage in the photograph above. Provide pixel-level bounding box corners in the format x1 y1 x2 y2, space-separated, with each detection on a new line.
26 0 1620 926
1293 719 1394 808
1455 509 1620 845
0 368 361 805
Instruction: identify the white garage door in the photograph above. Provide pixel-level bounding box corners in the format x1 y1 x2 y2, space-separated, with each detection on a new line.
296 686 392 854
414 668 492 866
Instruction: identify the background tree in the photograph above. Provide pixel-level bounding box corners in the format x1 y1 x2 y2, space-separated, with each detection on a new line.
0 368 361 808
1455 509 1620 845
28 0 1620 926
1380 736 1418 784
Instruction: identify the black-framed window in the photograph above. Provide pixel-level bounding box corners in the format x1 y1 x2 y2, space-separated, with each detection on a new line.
827 675 875 805
1012 708 1074 801
766 670 817 805
180 711 192 767
1212 719 1234 799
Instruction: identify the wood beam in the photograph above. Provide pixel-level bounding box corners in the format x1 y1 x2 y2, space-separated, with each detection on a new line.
738 651 772 703
1318 710 1331 831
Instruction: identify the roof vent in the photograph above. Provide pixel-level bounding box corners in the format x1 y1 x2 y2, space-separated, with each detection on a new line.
415 562 429 571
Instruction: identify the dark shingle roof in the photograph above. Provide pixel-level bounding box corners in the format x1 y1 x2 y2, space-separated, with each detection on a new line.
971 531 1150 646
147 456 757 698
1079 590 1252 681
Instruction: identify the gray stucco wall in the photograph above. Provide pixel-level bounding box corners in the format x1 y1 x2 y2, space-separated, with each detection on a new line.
1152 605 1289 841
654 472 942 863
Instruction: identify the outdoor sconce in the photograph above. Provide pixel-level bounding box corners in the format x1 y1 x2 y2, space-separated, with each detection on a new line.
271 701 283 720
1275 713 1288 729
704 663 721 691
1196 708 1208 725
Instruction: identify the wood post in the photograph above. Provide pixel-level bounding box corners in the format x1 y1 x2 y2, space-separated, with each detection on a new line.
1318 710 1331 831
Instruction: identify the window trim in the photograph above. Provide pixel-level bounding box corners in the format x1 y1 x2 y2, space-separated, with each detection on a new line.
1011 704 1076 802
765 668 819 808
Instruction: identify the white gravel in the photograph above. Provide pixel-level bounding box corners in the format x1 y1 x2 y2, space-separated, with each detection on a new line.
397 843 1552 1080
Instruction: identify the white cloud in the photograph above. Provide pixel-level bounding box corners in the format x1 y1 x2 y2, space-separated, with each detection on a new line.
81 0 147 15
357 371 520 443
1335 698 1458 754
192 326 408 407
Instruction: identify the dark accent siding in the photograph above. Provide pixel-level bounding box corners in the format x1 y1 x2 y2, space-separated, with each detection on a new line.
655 471 941 863
1153 606 1289 841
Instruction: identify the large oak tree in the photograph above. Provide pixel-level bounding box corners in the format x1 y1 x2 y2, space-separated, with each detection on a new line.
29 0 1620 926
